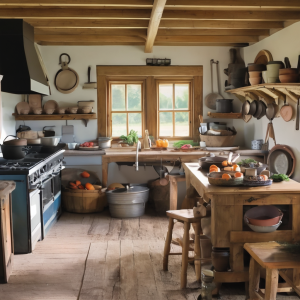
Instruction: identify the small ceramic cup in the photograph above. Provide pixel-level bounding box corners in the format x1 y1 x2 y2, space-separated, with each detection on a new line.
200 141 206 148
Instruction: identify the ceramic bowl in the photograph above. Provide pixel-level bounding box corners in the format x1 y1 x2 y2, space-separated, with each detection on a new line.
249 71 262 78
79 106 92 114
279 68 298 75
267 77 280 83
58 108 66 114
67 107 78 114
262 71 268 83
20 109 30 115
247 221 282 233
67 143 77 150
44 108 55 115
279 74 300 83
33 108 42 115
244 205 283 226
248 64 266 72
249 77 262 85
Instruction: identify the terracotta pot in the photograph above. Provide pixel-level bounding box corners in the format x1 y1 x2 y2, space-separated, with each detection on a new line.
249 77 262 85
279 74 300 83
244 205 283 226
249 71 262 78
211 247 229 272
279 68 298 75
248 64 266 72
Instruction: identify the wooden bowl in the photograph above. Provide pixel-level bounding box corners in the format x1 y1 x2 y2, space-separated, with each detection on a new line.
249 71 262 78
279 74 300 83
248 64 266 72
279 68 298 75
249 77 262 85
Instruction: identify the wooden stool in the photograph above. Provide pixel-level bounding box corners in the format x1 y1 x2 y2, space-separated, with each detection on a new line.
244 242 300 300
163 209 202 289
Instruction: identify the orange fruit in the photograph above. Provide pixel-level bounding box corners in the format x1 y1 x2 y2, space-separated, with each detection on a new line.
234 172 243 178
81 171 90 178
209 167 219 173
259 175 268 181
78 184 85 190
222 161 228 167
85 183 95 190
224 166 233 171
232 164 241 172
222 173 231 180
69 182 76 187
75 180 81 186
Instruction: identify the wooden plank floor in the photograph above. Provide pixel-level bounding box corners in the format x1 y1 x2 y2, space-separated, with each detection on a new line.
0 208 298 300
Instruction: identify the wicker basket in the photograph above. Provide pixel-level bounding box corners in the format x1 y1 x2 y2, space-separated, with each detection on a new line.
200 134 236 147
62 188 107 213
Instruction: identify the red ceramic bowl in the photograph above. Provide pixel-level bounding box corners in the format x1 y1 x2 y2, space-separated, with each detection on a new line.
244 205 283 226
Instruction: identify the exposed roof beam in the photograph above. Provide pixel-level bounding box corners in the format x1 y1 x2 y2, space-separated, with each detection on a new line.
166 0 300 9
0 8 151 19
0 0 153 6
145 0 166 53
155 35 258 43
26 19 284 29
162 10 300 20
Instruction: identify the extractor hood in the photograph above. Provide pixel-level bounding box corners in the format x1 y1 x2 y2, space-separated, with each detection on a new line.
0 19 49 95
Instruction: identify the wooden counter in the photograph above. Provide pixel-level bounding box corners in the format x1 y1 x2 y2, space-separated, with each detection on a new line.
101 149 267 187
183 163 300 285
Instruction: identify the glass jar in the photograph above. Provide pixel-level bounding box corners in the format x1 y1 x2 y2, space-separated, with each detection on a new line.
199 270 215 300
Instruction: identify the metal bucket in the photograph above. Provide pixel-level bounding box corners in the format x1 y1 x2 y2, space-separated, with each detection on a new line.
106 186 149 218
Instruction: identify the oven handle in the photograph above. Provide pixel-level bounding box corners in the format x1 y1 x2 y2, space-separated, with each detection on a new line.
40 175 53 188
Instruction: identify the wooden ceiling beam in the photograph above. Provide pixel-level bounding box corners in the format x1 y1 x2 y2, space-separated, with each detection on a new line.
155 35 258 43
165 0 300 9
26 19 284 29
162 10 300 21
157 29 269 36
0 0 153 6
0 8 151 19
145 0 167 53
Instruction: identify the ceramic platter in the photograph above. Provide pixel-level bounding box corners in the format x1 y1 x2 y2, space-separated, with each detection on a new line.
78 146 99 151
254 50 273 65
268 150 293 176
44 100 59 112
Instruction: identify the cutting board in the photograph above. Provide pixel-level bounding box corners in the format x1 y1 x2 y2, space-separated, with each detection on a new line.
17 131 44 139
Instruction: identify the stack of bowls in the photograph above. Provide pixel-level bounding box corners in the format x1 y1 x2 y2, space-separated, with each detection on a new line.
279 68 300 83
244 205 283 233
248 64 266 85
265 61 284 83
251 139 263 150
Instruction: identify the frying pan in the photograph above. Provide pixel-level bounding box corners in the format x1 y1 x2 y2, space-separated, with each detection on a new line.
280 96 293 122
55 53 79 94
204 59 223 110
266 103 278 120
242 100 250 115
249 100 258 116
257 101 266 120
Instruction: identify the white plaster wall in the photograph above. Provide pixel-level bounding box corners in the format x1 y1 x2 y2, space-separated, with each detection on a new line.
244 21 300 182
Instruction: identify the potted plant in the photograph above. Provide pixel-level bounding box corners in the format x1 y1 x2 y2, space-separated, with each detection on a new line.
119 130 139 146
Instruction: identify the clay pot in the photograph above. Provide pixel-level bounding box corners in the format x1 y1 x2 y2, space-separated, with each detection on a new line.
33 108 42 115
249 71 262 78
58 108 66 114
279 68 298 75
244 205 283 226
78 106 92 114
67 107 78 114
279 74 300 83
248 64 266 72
211 247 230 272
249 77 262 85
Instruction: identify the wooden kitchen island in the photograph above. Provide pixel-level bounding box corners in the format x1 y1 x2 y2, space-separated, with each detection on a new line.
183 162 300 287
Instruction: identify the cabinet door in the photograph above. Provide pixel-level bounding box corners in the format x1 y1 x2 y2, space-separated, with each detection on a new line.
1 194 13 283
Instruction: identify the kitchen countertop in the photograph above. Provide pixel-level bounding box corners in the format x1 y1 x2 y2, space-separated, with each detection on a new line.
64 150 106 156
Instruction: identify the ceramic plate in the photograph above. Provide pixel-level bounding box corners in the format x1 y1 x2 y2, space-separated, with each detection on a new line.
269 150 292 175
44 100 59 113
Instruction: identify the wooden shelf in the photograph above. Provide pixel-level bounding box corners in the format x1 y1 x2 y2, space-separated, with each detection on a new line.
207 112 242 119
226 83 300 104
13 113 97 121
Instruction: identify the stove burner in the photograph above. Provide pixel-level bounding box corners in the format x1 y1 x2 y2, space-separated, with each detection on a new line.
0 161 34 169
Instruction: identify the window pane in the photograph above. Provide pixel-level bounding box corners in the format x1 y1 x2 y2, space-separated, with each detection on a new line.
112 113 127 137
128 113 142 137
175 84 189 110
175 112 189 136
159 112 173 136
127 84 141 111
112 84 125 111
159 84 173 110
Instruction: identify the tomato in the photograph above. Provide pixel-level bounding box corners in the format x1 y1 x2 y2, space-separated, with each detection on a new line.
89 142 94 147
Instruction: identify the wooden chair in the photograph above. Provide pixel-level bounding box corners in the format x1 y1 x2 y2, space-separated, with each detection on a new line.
244 242 300 300
163 209 203 289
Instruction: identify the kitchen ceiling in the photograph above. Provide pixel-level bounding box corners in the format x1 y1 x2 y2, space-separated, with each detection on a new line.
0 0 300 52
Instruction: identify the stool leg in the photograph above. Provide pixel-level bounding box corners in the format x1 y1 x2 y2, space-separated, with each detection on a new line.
194 222 201 283
163 218 174 271
181 221 190 289
249 257 260 300
265 269 278 300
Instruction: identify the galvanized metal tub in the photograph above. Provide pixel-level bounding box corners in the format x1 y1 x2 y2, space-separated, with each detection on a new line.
106 186 149 218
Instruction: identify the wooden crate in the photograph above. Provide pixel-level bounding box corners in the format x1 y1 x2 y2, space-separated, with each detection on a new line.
62 188 107 213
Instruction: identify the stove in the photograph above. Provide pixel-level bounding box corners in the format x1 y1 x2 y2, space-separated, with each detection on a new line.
0 146 65 254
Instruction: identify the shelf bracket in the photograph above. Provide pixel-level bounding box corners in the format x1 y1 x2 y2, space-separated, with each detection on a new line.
82 119 89 127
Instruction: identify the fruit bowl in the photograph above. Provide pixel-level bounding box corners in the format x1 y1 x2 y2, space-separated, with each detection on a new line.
208 171 243 186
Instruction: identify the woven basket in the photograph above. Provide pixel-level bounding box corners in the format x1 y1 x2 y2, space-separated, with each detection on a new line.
200 134 236 147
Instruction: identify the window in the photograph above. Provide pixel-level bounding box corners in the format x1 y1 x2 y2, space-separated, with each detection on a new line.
158 82 191 138
109 82 143 138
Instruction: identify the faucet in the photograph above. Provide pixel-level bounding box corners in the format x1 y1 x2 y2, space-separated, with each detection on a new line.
135 140 141 171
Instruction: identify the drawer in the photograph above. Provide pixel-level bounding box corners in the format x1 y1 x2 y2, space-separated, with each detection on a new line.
234 194 299 205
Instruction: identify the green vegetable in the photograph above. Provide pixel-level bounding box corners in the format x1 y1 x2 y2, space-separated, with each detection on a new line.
173 140 199 148
237 158 257 166
120 130 139 145
270 174 289 181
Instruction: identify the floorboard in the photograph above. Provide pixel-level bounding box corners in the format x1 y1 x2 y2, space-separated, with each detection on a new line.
1 207 298 300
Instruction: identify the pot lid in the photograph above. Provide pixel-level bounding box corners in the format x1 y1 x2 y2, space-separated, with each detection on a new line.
106 186 149 194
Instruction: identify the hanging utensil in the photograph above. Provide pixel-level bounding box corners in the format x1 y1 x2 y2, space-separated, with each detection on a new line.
280 95 293 122
297 55 300 74
257 101 266 120
43 126 56 137
248 100 258 116
205 59 223 110
296 99 299 130
265 102 278 146
83 66 97 89
284 57 291 69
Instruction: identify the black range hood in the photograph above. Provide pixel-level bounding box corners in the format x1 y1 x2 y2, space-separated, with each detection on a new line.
0 19 49 95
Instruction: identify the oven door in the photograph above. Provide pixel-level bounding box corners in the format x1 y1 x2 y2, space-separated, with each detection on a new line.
41 175 54 211
29 189 41 251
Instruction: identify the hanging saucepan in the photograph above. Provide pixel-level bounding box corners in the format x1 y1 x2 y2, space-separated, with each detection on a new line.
55 53 79 94
257 101 267 120
248 100 258 116
266 102 278 121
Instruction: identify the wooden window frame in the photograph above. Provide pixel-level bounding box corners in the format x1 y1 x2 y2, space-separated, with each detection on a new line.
157 80 192 140
97 66 203 141
108 81 145 139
